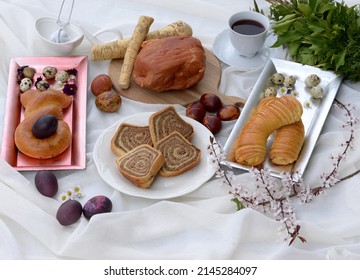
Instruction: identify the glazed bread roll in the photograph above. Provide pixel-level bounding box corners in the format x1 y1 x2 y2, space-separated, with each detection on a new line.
269 120 305 165
14 89 72 159
149 105 194 144
154 131 201 177
23 89 72 117
133 36 206 92
14 116 71 159
234 95 303 166
115 144 165 188
111 123 152 156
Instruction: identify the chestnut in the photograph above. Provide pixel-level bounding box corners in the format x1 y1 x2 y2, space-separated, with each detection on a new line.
202 115 222 134
186 101 206 122
199 93 222 112
217 105 240 121
91 74 113 96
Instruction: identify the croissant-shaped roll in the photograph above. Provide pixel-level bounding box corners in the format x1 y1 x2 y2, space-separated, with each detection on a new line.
269 120 305 165
234 95 303 166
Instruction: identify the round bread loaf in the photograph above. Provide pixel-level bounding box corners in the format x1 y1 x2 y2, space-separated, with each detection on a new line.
133 36 206 92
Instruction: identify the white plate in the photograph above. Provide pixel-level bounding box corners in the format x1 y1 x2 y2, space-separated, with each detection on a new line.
223 58 343 178
212 28 283 70
93 112 217 199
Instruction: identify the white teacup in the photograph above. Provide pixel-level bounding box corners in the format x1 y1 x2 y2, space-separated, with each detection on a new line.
35 17 122 55
228 11 270 57
35 17 84 55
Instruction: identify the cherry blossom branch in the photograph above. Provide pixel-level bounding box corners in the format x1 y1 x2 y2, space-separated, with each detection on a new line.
209 99 357 245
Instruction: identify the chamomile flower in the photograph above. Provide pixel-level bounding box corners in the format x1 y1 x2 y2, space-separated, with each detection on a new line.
58 192 70 203
72 185 83 198
51 80 65 91
57 185 83 203
303 100 312 109
291 90 299 98
278 86 288 96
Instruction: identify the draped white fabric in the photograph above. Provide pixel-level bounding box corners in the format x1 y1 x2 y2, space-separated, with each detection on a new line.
0 0 360 259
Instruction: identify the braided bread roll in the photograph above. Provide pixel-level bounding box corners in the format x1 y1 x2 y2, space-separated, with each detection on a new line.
234 95 303 166
269 120 305 165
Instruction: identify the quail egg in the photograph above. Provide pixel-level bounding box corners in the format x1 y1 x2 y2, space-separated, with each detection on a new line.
264 86 277 97
284 75 296 88
55 70 69 83
19 78 32 92
271 73 285 85
310 86 324 99
43 66 57 79
305 74 320 88
35 79 50 91
23 67 36 79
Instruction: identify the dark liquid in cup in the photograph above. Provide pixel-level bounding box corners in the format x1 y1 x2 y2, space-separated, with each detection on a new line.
231 19 265 35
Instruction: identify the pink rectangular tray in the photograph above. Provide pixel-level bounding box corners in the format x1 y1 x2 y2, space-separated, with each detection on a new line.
1 56 88 171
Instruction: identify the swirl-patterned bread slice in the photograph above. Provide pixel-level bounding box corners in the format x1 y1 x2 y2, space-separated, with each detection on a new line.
149 105 194 144
154 131 201 177
115 144 165 188
111 123 152 156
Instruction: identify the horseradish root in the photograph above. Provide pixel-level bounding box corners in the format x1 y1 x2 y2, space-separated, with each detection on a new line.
90 20 193 61
118 15 154 89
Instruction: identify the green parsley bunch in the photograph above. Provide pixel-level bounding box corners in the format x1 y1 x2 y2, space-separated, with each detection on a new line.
266 0 360 82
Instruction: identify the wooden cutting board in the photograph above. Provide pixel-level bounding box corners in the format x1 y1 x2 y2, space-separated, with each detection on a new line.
108 49 246 106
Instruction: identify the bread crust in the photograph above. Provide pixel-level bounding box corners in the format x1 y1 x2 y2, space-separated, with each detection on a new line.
15 89 72 159
115 144 164 188
154 131 201 177
15 115 71 159
133 36 206 92
234 96 303 166
148 105 194 144
269 120 305 165
111 123 152 156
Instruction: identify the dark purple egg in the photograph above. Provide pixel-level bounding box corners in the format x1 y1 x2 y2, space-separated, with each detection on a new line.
34 170 58 197
82 195 112 219
56 200 83 226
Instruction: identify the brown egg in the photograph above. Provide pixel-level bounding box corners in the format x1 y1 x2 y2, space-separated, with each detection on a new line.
95 90 121 112
217 105 240 121
91 74 113 96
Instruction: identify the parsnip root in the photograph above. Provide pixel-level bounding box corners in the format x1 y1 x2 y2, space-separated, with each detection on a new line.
118 15 154 89
90 20 193 61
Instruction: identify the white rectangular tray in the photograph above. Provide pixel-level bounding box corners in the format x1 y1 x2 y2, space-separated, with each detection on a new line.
223 58 342 177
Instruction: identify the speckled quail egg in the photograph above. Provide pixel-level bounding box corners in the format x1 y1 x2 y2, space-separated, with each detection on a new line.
55 70 69 83
271 73 285 85
23 67 36 79
42 66 57 79
264 86 277 97
284 75 296 88
35 79 50 91
310 86 324 99
305 74 320 88
19 78 32 92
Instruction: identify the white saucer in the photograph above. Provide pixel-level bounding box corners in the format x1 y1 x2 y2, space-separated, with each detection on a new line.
212 29 283 70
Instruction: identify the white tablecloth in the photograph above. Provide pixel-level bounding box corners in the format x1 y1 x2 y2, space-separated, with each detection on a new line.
1 0 360 260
